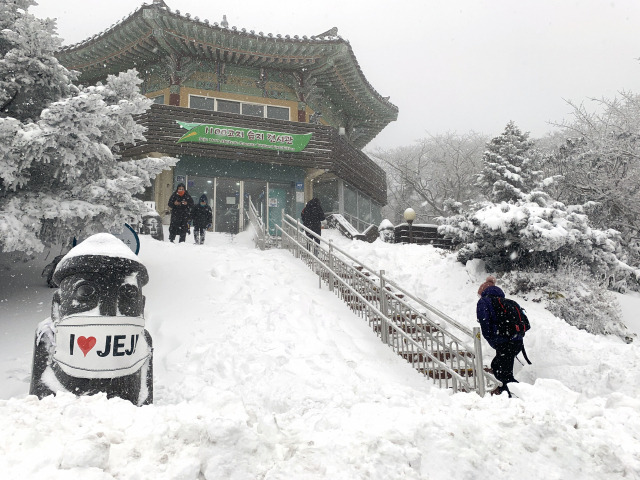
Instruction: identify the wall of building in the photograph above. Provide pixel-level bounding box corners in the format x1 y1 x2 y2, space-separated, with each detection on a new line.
141 63 337 127
154 167 174 223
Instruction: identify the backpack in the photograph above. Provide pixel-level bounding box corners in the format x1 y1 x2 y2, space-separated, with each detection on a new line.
489 296 531 339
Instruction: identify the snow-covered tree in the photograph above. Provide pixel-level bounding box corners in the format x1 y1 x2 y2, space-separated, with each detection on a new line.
0 1 176 254
545 94 640 266
502 262 631 342
439 122 637 286
0 0 74 121
372 132 486 223
476 121 542 203
439 191 629 277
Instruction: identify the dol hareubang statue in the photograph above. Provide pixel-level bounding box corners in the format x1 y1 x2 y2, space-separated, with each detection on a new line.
29 233 153 405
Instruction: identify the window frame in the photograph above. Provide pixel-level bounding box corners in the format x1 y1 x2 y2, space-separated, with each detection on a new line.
188 95 290 120
216 98 241 114
188 94 215 111
240 102 265 117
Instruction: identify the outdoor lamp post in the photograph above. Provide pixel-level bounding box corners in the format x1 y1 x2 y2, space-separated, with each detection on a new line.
404 208 416 243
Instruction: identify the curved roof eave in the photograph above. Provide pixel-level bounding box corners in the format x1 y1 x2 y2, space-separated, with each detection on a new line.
56 2 398 145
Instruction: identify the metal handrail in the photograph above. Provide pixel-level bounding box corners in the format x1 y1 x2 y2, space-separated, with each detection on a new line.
328 210 375 232
277 213 498 396
382 276 474 339
246 196 266 250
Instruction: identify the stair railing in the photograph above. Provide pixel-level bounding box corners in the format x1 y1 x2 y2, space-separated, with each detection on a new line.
277 213 497 396
245 196 266 250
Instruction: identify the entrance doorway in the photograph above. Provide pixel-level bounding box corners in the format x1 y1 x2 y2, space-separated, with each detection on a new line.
243 180 267 227
179 176 295 235
215 178 241 234
187 176 215 208
268 187 287 236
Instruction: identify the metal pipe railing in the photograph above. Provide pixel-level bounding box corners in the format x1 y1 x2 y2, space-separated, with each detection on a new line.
245 196 266 250
278 224 477 391
326 210 375 232
277 213 497 396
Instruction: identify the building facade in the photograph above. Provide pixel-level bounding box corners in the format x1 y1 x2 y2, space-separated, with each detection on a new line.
56 0 398 234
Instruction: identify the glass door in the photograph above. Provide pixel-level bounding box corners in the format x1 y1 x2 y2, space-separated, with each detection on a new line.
187 176 215 208
243 180 267 229
267 187 287 236
215 178 241 234
267 182 295 236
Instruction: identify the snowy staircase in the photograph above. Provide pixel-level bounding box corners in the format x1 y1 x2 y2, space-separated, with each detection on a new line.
277 214 497 395
369 314 478 384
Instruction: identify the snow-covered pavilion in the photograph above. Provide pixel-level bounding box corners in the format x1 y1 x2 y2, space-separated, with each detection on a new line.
56 0 398 234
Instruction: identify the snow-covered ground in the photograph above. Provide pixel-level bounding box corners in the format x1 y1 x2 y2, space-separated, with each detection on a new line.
1 227 639 479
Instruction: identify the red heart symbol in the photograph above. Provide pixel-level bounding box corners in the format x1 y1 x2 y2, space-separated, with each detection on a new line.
77 336 97 357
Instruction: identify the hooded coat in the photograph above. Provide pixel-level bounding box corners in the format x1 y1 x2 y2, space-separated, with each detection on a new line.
168 183 194 234
301 198 325 236
476 285 524 348
191 194 213 228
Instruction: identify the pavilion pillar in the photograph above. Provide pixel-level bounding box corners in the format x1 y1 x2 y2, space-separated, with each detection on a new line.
297 102 306 122
169 84 181 106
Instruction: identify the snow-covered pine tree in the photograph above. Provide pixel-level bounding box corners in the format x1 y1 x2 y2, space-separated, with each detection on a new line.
476 121 542 203
439 122 635 280
440 122 637 338
439 190 628 275
0 0 74 122
0 1 176 254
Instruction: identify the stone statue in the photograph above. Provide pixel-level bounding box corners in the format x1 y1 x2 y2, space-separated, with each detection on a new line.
139 212 164 241
29 233 153 406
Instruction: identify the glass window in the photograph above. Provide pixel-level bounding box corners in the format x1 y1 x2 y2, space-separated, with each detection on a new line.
267 106 290 120
217 99 241 114
242 103 264 117
372 202 383 225
314 180 339 214
359 193 372 224
190 95 215 110
151 95 165 104
344 184 357 225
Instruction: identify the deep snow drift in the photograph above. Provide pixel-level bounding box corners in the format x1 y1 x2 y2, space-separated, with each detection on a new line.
1 228 639 479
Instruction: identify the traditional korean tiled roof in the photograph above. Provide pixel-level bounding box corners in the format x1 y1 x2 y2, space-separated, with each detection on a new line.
56 1 398 147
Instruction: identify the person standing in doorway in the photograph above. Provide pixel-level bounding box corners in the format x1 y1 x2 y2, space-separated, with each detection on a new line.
191 194 213 245
301 197 325 244
168 183 194 243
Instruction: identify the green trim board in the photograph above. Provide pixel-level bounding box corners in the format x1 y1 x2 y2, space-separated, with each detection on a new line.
177 121 312 152
174 155 306 184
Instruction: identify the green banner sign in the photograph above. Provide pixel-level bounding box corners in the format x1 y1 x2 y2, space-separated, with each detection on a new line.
176 121 312 152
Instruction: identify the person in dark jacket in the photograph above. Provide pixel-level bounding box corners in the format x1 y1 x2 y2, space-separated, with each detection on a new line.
476 276 524 397
191 194 213 245
167 183 194 243
301 198 325 244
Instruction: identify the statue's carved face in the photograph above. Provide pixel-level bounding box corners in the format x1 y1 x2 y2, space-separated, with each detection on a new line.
55 272 144 318
144 216 159 229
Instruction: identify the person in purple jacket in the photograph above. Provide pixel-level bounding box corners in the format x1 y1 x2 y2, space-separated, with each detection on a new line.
476 276 525 397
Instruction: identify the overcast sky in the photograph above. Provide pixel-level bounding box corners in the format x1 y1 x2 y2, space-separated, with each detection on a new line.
33 0 640 149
